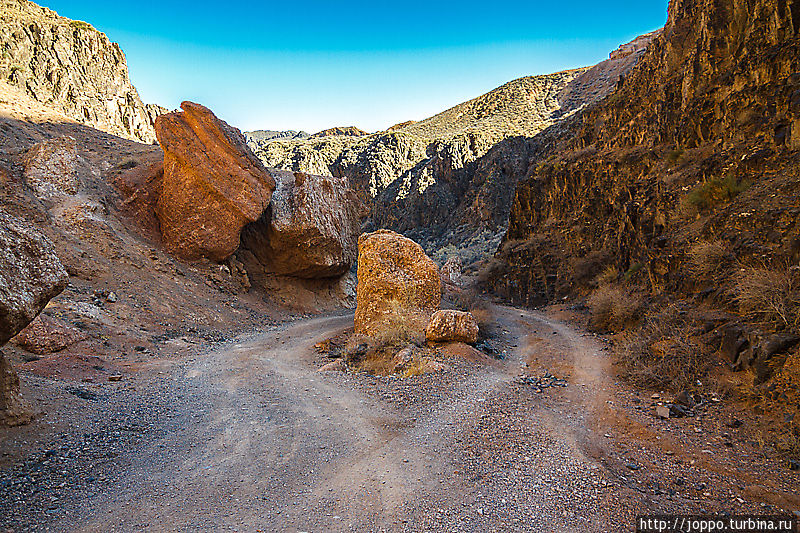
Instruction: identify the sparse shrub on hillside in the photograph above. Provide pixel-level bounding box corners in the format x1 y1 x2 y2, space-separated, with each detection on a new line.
687 239 731 279
620 304 702 390
623 262 644 282
733 264 800 329
595 265 620 287
686 175 751 212
666 149 685 165
69 20 93 31
588 285 643 332
570 250 610 287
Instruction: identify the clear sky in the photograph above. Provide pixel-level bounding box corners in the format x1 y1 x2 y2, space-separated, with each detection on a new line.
43 1 668 133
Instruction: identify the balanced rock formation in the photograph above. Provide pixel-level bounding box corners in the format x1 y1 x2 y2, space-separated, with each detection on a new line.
0 0 165 143
425 310 479 344
240 170 361 278
155 102 276 262
0 210 68 425
354 230 441 337
22 136 79 200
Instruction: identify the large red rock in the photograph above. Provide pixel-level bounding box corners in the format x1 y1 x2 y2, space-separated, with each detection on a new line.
354 230 441 337
240 170 361 278
155 101 275 261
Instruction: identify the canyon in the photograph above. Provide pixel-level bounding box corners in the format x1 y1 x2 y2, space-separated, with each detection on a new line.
0 0 798 530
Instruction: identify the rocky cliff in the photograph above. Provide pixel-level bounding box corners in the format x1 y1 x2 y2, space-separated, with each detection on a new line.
0 0 165 143
489 0 800 401
492 0 799 304
249 38 655 261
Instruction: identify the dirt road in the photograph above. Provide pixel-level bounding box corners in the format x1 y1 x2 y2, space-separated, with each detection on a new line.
3 306 795 531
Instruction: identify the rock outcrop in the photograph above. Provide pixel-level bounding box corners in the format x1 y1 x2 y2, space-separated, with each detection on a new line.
22 136 79 200
354 230 441 337
425 310 479 344
0 210 68 425
155 101 276 262
0 0 165 143
492 0 800 305
440 256 464 288
0 211 69 343
240 170 361 278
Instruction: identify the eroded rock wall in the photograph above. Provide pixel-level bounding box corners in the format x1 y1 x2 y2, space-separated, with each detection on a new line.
491 0 800 306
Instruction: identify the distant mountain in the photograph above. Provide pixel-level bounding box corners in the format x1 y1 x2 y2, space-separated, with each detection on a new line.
246 130 310 143
311 126 368 138
0 0 165 143
249 34 656 262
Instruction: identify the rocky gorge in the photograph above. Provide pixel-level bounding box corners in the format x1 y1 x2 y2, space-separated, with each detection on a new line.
0 0 799 530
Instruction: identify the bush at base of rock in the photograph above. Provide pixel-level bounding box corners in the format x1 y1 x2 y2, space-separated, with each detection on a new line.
425 310 479 344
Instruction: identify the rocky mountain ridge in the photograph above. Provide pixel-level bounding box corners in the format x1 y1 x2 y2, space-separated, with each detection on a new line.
247 37 656 261
0 0 165 143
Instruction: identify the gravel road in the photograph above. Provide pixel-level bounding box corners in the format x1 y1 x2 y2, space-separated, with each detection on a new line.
3 306 794 532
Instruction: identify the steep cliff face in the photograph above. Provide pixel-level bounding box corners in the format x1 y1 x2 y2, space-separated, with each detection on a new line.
0 0 165 143
250 42 654 259
492 0 800 305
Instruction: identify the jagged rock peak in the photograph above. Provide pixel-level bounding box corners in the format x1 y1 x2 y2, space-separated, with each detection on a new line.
311 126 369 138
0 0 166 143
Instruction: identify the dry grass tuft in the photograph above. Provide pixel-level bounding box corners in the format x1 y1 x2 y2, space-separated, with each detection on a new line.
588 285 643 332
733 265 800 329
687 240 730 279
619 304 703 390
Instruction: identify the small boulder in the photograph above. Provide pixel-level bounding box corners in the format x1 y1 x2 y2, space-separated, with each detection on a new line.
11 314 87 355
440 256 464 288
425 310 479 344
240 170 361 278
392 345 415 373
155 102 275 261
22 136 78 200
354 230 441 337
319 358 347 372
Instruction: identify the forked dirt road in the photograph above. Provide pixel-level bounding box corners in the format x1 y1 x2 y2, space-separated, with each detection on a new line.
4 306 794 531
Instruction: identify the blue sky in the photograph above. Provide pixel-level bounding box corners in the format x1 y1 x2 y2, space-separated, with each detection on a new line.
44 1 668 133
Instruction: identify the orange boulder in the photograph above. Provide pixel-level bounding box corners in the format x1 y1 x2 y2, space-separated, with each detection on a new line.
155 101 275 261
354 230 440 337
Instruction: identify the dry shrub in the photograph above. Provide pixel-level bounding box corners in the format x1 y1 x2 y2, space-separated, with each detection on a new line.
454 289 497 338
595 266 619 287
588 285 643 332
476 256 505 285
687 240 730 278
571 250 610 286
620 304 703 390
345 301 427 374
733 265 800 328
